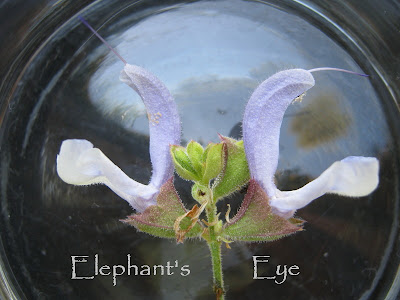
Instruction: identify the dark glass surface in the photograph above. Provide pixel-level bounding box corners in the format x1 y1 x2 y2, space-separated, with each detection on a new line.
0 0 399 299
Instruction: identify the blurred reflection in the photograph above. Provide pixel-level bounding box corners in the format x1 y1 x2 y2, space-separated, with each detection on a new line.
290 94 352 149
248 61 291 81
175 76 256 143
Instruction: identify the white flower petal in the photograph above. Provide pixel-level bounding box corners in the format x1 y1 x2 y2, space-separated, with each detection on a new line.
270 156 379 215
56 139 158 212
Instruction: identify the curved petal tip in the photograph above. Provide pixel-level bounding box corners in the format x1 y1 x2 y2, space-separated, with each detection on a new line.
270 156 380 218
56 139 158 212
56 139 99 185
330 156 379 197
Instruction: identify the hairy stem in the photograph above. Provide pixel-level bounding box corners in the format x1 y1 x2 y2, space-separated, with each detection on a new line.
208 240 224 299
205 189 225 300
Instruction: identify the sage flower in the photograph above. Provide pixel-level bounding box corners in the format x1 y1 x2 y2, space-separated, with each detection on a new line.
56 64 181 212
242 68 379 218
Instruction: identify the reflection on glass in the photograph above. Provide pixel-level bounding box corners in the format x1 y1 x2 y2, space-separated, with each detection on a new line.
290 94 352 149
0 0 398 299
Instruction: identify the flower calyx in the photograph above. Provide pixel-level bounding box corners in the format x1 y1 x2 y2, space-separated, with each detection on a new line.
122 178 203 241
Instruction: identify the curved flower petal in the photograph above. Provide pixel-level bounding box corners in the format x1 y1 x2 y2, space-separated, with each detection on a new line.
57 139 158 212
242 68 380 219
270 156 379 215
57 64 181 211
242 69 315 195
120 64 181 189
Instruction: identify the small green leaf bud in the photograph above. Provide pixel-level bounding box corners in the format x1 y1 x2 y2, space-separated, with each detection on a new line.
170 145 200 181
202 143 225 185
186 141 204 175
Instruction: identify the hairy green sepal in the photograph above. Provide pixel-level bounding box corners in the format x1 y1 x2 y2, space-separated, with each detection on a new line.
122 178 203 239
222 180 303 242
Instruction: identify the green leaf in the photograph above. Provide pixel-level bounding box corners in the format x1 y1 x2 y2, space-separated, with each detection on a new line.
170 145 200 181
186 141 204 175
212 137 250 200
122 178 203 239
222 180 302 242
202 142 225 185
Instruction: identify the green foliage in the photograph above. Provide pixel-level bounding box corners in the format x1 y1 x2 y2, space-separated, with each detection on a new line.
212 137 250 201
202 143 225 185
170 141 225 185
171 137 251 203
187 141 204 174
170 145 201 181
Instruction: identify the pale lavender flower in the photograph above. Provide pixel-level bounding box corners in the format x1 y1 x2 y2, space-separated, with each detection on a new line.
243 68 379 218
57 64 180 212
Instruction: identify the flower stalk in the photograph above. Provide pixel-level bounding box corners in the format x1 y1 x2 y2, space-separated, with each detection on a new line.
209 239 224 300
203 186 225 300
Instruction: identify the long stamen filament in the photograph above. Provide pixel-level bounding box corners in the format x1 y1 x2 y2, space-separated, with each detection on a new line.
77 15 127 65
308 67 368 77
